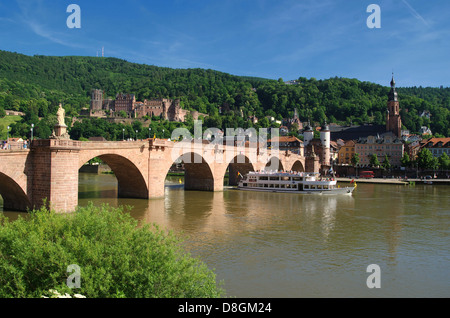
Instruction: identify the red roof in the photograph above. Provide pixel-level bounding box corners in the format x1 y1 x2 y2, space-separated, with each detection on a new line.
268 136 302 143
422 138 450 148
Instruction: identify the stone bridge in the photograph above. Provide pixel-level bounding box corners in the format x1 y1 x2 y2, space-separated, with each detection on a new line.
0 138 313 213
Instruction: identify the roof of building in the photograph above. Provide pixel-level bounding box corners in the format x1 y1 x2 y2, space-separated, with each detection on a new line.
356 132 402 144
421 137 450 148
268 136 303 143
329 124 386 141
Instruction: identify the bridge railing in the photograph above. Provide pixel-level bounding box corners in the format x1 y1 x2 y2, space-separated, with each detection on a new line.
1 141 30 151
31 139 82 148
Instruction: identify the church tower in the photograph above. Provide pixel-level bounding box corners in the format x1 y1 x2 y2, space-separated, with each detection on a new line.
386 74 402 137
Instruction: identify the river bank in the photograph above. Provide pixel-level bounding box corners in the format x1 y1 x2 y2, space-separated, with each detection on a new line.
337 177 450 185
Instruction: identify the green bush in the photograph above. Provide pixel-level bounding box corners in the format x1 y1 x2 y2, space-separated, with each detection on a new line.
0 203 225 298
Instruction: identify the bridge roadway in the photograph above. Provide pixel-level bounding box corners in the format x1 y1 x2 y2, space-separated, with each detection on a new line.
0 138 307 213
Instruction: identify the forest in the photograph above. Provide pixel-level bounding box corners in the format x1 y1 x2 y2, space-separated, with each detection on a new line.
0 50 448 140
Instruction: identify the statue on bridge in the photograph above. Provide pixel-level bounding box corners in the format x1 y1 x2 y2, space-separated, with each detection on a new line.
57 103 66 126
50 104 70 140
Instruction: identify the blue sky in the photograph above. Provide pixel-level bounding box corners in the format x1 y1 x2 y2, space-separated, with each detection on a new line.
0 0 448 87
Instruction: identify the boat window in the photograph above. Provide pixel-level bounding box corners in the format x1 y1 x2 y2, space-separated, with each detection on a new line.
269 184 274 188
324 185 328 189
304 185 309 189
293 177 302 181
281 177 290 181
259 176 268 180
280 184 285 188
275 184 279 188
269 177 279 181
264 184 268 187
243 183 247 187
292 184 297 188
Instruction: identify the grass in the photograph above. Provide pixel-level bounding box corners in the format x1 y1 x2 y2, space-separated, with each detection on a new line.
0 115 22 127
0 115 23 139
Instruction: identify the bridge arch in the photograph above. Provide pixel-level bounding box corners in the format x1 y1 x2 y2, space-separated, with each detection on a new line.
265 156 284 172
0 172 31 211
224 154 255 186
290 160 305 172
79 153 148 199
168 151 216 192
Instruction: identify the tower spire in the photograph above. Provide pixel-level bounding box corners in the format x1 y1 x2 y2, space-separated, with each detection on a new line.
388 73 398 102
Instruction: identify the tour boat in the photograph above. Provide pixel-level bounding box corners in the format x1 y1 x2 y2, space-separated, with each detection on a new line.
237 171 355 195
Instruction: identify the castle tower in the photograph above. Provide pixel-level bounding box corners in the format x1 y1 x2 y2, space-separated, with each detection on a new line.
320 122 331 166
303 122 314 147
91 89 103 112
386 74 402 137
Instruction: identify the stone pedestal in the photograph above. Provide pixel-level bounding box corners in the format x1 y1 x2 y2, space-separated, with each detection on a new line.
51 124 70 140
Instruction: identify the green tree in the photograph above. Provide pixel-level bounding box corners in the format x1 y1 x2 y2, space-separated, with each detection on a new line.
382 155 392 170
438 152 450 170
351 153 360 166
417 148 438 170
0 203 225 298
369 154 380 167
400 152 411 167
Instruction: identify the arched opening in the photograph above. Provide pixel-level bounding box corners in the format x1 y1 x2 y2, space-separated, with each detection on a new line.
265 157 284 172
226 154 255 186
167 152 215 192
78 154 148 200
0 172 31 212
291 160 305 172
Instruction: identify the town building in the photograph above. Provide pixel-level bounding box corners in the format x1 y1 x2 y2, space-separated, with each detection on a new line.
283 108 303 132
355 132 404 167
268 135 303 155
338 140 355 165
420 137 450 158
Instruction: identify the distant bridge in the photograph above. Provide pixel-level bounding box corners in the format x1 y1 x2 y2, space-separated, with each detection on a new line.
0 138 312 213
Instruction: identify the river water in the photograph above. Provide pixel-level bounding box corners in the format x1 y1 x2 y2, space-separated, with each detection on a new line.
2 173 449 297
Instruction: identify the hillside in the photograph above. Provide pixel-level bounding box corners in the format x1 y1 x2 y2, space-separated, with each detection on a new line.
0 50 448 139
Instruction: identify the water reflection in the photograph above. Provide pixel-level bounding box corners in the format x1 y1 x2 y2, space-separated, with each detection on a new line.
2 173 449 297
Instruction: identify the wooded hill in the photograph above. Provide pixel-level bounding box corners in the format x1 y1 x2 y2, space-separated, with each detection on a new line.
0 50 448 140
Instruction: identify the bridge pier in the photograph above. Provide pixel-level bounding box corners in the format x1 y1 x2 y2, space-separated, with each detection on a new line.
31 139 81 213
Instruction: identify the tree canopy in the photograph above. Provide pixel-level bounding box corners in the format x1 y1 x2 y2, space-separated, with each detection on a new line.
0 50 448 140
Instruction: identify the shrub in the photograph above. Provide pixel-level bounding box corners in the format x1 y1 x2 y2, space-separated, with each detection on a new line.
0 203 225 298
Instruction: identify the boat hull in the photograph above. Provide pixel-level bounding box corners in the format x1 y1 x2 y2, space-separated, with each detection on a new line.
236 186 355 195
